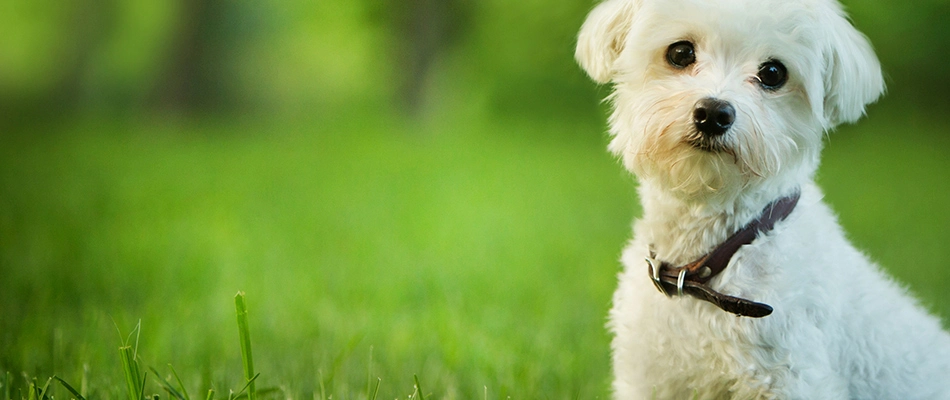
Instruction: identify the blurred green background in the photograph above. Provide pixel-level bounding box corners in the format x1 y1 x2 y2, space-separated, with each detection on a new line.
1 0 948 398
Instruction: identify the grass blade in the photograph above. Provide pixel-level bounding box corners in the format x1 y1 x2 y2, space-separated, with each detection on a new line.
52 376 86 400
369 378 381 400
413 375 426 400
133 319 142 358
149 366 186 400
170 364 192 400
366 346 373 400
82 363 90 398
205 388 215 400
229 373 260 400
3 371 10 400
227 386 280 400
139 371 149 400
318 370 326 400
120 345 144 400
234 291 257 400
24 377 52 400
37 377 51 399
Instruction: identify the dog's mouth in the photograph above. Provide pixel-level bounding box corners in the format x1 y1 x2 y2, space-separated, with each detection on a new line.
686 134 728 153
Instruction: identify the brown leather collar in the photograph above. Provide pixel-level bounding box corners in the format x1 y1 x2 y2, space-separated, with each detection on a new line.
646 191 801 318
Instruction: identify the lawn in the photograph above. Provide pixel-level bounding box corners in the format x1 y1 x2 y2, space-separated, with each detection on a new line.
1 105 948 399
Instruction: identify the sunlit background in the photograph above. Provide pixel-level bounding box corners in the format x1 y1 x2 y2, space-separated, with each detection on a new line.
2 0 949 398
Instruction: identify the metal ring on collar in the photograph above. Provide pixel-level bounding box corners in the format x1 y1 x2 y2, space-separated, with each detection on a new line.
676 268 687 296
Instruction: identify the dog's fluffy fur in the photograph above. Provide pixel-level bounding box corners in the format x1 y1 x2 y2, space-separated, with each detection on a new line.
575 0 950 398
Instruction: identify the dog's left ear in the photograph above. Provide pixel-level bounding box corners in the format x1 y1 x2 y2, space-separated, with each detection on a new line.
575 0 639 84
820 9 885 128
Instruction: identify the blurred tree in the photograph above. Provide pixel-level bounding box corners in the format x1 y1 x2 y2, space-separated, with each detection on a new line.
386 0 469 116
52 0 117 113
153 0 219 112
151 0 267 114
1 0 947 126
0 0 116 124
451 0 606 122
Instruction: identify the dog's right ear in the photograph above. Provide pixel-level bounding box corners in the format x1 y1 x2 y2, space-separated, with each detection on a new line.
575 0 638 84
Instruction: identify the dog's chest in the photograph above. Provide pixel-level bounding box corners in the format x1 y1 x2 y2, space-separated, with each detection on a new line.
661 310 774 395
612 260 784 399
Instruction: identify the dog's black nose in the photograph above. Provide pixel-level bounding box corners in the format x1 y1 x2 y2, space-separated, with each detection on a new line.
693 98 735 137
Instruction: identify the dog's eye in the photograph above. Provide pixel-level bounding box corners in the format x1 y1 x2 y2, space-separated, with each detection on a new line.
666 41 696 68
757 61 788 90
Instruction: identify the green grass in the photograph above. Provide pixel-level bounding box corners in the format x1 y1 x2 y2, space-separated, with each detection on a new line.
234 292 258 400
0 105 948 399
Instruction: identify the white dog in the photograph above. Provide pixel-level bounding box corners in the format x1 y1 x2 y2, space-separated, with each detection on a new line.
575 0 950 398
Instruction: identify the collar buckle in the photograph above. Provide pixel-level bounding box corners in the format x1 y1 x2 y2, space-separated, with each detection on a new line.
645 256 670 297
641 191 801 318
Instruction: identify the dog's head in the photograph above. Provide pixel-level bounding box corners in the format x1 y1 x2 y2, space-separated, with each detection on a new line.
576 0 884 203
